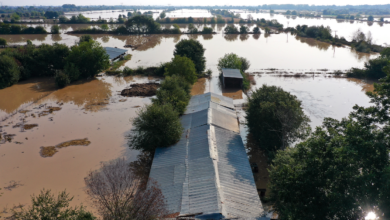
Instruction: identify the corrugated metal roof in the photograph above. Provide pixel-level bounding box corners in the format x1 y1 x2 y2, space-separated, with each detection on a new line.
104 47 128 60
185 92 235 113
222 68 243 79
148 93 265 219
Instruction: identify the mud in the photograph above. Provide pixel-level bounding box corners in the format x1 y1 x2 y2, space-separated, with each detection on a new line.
56 138 91 149
40 146 58 157
120 83 160 97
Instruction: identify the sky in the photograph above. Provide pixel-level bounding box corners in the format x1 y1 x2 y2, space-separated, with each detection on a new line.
2 0 390 6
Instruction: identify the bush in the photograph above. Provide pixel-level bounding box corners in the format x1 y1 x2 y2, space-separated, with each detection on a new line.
165 55 198 84
245 85 311 160
51 25 60 34
55 72 70 88
79 35 92 43
128 103 182 152
217 53 242 71
253 26 261 34
240 57 251 72
0 38 7 46
11 189 96 219
174 39 206 74
224 25 239 34
123 67 134 76
0 55 20 89
201 27 213 34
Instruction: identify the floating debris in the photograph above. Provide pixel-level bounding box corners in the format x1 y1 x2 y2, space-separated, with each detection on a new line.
40 146 58 157
19 110 31 114
23 124 38 130
119 99 127 102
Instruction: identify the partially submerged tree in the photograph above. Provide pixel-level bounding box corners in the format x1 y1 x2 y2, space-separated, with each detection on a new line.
51 25 60 34
246 85 311 160
0 55 20 89
174 39 206 74
11 189 96 219
85 158 168 219
128 103 182 152
164 55 197 84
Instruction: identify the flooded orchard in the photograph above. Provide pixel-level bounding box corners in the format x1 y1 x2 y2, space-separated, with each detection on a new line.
0 24 381 216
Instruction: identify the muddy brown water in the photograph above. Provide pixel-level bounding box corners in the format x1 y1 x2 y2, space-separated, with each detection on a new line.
0 31 379 216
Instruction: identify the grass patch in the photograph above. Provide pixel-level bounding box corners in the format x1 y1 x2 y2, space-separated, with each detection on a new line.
40 146 58 157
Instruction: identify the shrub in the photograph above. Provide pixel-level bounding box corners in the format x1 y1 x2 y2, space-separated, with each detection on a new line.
0 38 7 45
123 66 134 76
128 103 182 152
201 27 213 34
78 34 92 43
224 25 239 34
0 55 20 89
240 57 251 72
253 26 261 34
217 53 242 71
174 39 206 74
246 85 311 160
165 55 197 84
51 25 60 34
55 72 70 88
239 25 249 34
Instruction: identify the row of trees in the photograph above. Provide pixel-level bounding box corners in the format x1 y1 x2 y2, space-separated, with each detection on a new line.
224 25 261 34
129 39 206 153
0 35 109 89
0 23 47 34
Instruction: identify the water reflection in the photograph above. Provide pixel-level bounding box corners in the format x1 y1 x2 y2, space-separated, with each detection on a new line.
253 34 260 40
296 35 331 51
240 34 250 41
224 34 239 42
51 34 62 42
1 34 48 43
129 151 153 185
203 34 213 40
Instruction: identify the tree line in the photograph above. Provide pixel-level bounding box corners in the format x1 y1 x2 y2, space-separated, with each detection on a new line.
0 35 109 89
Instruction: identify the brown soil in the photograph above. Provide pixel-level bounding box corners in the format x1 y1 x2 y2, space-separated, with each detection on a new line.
23 124 38 130
40 146 58 157
120 83 160 97
56 138 91 149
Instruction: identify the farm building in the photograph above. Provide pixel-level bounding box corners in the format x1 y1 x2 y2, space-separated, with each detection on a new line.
104 47 128 63
148 93 267 219
221 68 243 88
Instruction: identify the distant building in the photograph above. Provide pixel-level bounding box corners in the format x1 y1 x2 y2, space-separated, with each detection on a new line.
221 68 243 88
104 47 127 63
148 93 267 219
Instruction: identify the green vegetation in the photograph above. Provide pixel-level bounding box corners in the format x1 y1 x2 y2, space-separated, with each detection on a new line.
11 189 96 219
239 25 249 34
124 15 161 34
159 11 166 19
0 23 47 34
128 103 183 152
153 75 191 115
253 26 261 34
246 85 311 160
0 55 20 89
51 25 60 34
217 53 251 90
201 27 213 34
224 25 239 34
295 25 332 41
164 55 198 84
0 38 6 45
347 49 390 79
174 39 206 74
368 15 374 21
268 69 390 219
0 36 109 89
59 14 90 23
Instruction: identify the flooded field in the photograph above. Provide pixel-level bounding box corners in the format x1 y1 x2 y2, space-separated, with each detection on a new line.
0 25 382 217
233 11 390 45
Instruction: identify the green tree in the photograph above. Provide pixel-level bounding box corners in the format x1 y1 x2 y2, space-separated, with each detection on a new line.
11 189 96 219
51 25 60 34
239 25 249 34
224 25 239 34
153 75 191 115
253 26 261 34
66 40 109 79
125 15 161 34
201 26 213 34
78 34 92 44
368 15 374 21
160 11 166 19
173 39 206 74
128 103 182 152
246 85 311 160
0 55 20 89
217 53 242 71
0 38 7 46
380 17 385 22
55 72 70 88
11 13 20 21
100 23 109 31
165 55 197 84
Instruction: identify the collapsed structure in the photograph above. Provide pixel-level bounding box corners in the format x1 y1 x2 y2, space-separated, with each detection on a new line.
149 93 266 219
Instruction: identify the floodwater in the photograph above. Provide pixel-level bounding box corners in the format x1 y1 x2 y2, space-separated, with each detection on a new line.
64 9 163 20
0 25 380 217
234 11 390 46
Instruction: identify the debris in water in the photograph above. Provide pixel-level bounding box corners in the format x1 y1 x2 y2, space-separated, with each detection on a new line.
40 146 58 157
119 99 127 102
23 124 38 130
120 83 160 97
40 138 91 158
19 110 31 114
4 180 24 191
132 106 141 108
